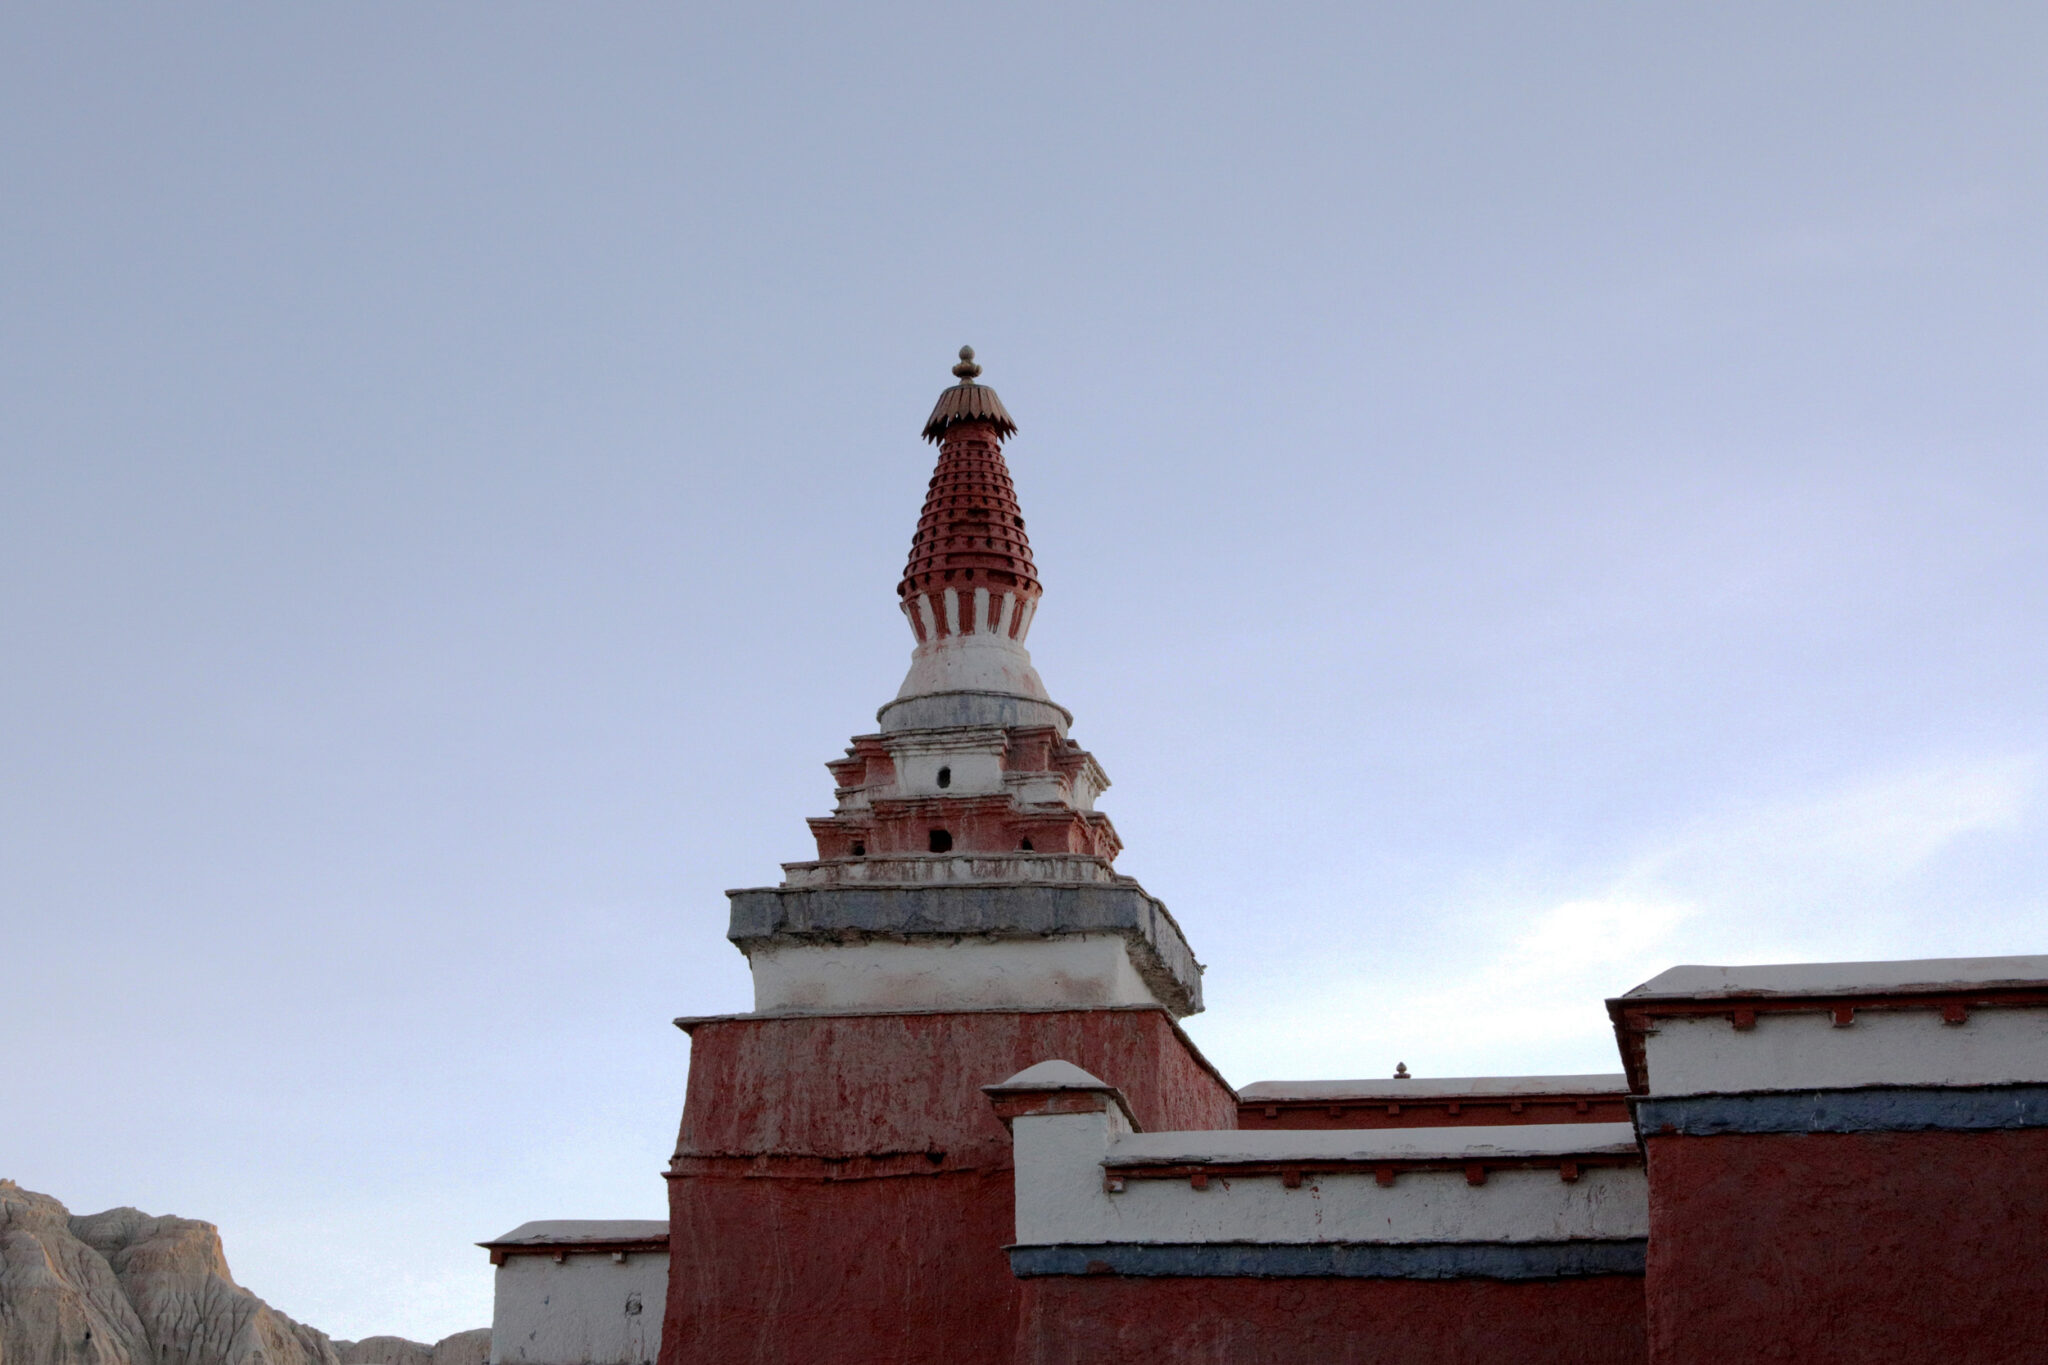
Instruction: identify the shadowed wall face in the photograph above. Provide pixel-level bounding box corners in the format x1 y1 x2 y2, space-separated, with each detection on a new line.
1013 1276 1649 1365
1644 1130 2048 1363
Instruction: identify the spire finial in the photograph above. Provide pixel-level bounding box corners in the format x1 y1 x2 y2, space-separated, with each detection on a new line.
921 346 1015 443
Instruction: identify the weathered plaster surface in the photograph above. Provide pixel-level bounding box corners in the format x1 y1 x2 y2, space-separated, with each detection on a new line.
671 1009 1236 1171
489 1254 665 1365
662 1010 1236 1365
746 934 1158 1013
728 883 1204 1016
666 1166 1014 1365
894 633 1051 706
1014 1274 1649 1365
885 734 1008 798
1645 1129 2048 1363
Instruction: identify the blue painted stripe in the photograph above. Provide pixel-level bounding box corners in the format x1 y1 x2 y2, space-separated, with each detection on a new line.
1007 1240 1645 1281
1635 1084 2048 1136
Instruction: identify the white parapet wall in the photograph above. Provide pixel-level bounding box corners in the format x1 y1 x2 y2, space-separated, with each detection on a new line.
480 1222 667 1365
1610 955 2048 1137
1615 956 2048 1094
986 1062 1647 1281
1639 1007 2048 1095
746 933 1160 1014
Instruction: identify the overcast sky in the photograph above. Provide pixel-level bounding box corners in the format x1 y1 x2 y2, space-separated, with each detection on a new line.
4 2 2044 1344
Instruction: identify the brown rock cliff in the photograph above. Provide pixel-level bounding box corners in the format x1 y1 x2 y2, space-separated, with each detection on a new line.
0 1184 482 1365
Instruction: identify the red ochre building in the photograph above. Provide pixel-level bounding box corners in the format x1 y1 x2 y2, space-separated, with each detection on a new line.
485 352 2048 1365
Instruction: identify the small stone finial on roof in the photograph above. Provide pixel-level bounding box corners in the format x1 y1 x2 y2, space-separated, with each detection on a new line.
922 344 1017 443
1393 1062 1411 1080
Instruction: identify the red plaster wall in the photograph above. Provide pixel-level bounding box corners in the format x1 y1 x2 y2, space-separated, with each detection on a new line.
1645 1130 2048 1364
1014 1275 1647 1365
1239 1097 1629 1130
674 1007 1234 1161
660 1008 1237 1365
668 1166 1013 1364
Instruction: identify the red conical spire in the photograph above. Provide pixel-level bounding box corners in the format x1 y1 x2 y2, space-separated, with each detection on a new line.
791 348 1124 873
897 347 1042 645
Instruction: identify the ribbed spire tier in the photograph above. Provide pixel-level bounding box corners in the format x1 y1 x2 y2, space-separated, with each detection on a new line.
898 348 1040 647
897 428 1040 643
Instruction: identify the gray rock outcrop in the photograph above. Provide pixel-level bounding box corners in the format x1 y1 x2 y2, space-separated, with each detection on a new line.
331 1331 486 1365
329 1340 427 1365
0 1183 481 1365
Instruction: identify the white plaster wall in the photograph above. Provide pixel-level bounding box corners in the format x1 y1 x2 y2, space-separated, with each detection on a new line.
887 741 1007 798
748 934 1161 1013
1012 1107 1140 1244
1098 1166 1646 1246
895 632 1050 702
1004 772 1069 805
489 1254 666 1365
1011 1111 1647 1246
1643 1007 2048 1095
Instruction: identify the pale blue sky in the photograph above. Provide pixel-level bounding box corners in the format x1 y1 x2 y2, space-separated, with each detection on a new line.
3 3 2043 1342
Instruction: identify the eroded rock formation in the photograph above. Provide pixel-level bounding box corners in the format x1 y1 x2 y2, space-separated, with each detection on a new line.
0 1183 151 1365
0 1183 482 1365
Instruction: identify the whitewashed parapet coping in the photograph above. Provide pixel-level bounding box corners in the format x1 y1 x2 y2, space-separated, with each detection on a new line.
1626 957 2048 999
1608 954 2048 1097
988 1064 1647 1261
477 1221 669 1265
